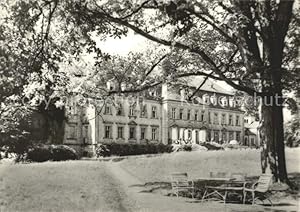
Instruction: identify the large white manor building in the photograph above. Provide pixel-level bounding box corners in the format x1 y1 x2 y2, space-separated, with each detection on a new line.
63 80 245 155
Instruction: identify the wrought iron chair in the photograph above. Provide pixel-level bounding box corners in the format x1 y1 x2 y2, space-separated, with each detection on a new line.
243 174 273 206
170 172 195 198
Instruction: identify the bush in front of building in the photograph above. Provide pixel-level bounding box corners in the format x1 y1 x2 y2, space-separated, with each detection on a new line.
96 143 173 157
26 145 79 162
27 145 53 162
200 142 224 150
51 145 78 161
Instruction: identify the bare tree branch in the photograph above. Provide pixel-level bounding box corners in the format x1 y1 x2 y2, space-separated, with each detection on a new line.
121 0 150 19
145 54 168 77
188 72 212 100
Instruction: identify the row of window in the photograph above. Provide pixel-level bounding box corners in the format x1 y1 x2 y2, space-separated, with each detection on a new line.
171 108 205 121
171 108 241 126
104 125 158 140
207 130 241 142
104 105 158 118
208 112 241 126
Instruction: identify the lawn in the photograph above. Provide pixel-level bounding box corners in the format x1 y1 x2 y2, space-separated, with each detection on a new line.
0 161 135 212
0 148 299 212
119 147 300 183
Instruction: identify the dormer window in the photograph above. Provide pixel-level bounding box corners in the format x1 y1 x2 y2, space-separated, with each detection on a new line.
203 94 210 105
220 97 228 107
210 95 217 106
104 105 111 115
229 98 235 107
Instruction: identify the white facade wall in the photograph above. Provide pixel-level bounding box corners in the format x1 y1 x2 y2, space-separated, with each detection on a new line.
63 85 246 153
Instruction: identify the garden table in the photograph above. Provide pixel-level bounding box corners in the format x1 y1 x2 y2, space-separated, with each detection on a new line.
195 177 248 204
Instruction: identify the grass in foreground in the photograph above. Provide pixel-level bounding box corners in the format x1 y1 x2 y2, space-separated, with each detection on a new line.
0 161 133 212
119 148 300 183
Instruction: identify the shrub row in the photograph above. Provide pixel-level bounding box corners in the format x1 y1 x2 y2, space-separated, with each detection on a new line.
96 143 173 157
200 142 224 150
26 145 78 162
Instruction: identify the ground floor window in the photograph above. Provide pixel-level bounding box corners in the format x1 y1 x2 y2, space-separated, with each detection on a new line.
236 131 241 142
207 130 211 141
251 137 255 145
129 126 136 139
229 131 234 141
141 127 146 140
195 130 199 143
151 128 158 140
213 131 219 142
222 131 226 143
188 130 192 140
117 126 123 139
104 125 112 139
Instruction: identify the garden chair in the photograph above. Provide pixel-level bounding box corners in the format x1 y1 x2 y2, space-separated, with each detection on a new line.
170 172 195 198
243 174 273 206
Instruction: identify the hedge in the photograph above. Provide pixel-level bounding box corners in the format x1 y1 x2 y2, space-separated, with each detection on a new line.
27 145 79 162
96 143 173 157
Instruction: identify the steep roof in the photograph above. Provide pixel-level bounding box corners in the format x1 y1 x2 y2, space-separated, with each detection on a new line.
188 77 234 95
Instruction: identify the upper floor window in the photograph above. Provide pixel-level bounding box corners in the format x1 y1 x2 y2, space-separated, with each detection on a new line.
104 125 112 139
140 105 147 118
129 105 135 116
236 115 240 126
229 114 233 126
116 104 123 116
213 113 219 125
200 111 205 122
208 112 211 124
221 114 226 125
179 109 183 119
187 109 191 120
171 108 176 119
151 106 157 118
195 110 198 121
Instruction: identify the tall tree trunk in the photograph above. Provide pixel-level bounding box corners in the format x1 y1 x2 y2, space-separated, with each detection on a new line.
259 94 289 183
273 95 288 183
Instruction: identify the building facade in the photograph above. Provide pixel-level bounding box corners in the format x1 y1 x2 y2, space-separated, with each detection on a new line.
244 116 259 147
63 81 245 155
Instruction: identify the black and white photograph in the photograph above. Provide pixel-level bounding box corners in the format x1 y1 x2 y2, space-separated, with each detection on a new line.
0 0 299 211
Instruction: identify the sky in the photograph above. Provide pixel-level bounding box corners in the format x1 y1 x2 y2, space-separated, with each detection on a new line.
97 30 150 56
